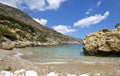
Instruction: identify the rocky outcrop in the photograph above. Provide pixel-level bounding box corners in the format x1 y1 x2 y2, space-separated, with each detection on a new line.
0 41 32 50
1 42 15 50
83 23 120 56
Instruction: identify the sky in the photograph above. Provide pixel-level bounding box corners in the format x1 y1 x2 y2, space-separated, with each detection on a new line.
0 0 120 38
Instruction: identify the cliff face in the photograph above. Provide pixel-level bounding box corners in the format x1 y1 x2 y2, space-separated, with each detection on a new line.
0 3 82 49
83 23 120 56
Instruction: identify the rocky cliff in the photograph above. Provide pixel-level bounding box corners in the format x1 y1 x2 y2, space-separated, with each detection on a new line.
0 3 82 50
83 23 120 56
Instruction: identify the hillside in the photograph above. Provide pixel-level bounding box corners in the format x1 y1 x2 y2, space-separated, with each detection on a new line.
0 3 82 49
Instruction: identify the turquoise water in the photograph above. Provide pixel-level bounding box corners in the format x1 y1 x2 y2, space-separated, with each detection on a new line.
20 43 120 63
21 43 83 61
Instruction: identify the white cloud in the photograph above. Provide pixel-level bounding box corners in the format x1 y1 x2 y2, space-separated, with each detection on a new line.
97 1 101 6
85 8 93 15
52 25 77 34
74 11 110 28
46 0 65 10
33 18 47 25
23 0 46 11
0 0 66 11
0 0 21 8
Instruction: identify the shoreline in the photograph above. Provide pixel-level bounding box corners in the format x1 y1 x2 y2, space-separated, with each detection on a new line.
0 41 82 50
0 49 120 76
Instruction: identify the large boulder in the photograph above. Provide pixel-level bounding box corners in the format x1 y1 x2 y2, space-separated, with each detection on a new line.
1 41 15 50
83 23 120 56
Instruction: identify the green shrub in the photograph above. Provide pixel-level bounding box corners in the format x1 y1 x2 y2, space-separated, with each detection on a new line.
0 35 5 42
0 26 17 41
0 14 35 33
16 31 26 38
37 35 47 42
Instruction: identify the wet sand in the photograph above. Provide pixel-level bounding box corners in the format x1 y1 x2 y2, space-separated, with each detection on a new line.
0 49 120 76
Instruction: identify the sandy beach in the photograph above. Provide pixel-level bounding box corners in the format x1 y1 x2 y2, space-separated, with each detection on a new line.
0 49 120 76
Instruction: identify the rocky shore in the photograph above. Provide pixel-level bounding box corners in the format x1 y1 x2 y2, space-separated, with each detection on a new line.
0 40 82 50
0 41 59 50
83 23 120 56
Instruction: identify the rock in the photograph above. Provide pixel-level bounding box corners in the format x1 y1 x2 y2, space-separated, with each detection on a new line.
0 43 2 49
67 73 77 76
15 41 32 48
14 69 38 76
25 71 38 76
4 67 11 71
83 23 120 56
0 74 4 76
79 74 89 76
46 72 58 76
93 73 101 76
14 69 26 76
1 42 15 50
32 42 42 46
0 71 14 76
115 23 120 29
0 58 3 61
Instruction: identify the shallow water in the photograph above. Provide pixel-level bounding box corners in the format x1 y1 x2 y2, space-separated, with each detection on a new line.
19 43 120 63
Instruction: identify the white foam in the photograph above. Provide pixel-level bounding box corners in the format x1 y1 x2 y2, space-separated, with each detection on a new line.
27 52 33 55
14 51 23 58
40 62 67 64
81 61 95 64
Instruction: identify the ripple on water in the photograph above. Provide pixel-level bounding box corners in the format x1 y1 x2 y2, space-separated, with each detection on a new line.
15 44 120 63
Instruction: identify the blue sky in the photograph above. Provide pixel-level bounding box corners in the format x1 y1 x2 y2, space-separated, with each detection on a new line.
0 0 120 38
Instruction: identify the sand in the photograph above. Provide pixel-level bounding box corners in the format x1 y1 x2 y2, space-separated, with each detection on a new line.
0 49 120 76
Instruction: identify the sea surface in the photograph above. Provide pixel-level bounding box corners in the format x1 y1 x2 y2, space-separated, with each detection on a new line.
19 43 120 63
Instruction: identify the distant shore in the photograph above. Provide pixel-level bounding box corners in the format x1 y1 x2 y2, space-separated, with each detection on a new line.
0 40 82 50
0 48 120 76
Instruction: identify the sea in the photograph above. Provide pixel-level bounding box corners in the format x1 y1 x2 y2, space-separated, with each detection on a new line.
18 43 120 63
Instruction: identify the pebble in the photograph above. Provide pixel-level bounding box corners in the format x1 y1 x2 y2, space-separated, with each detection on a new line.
0 71 14 76
46 72 58 76
4 67 11 71
79 74 89 76
0 69 39 76
67 73 77 76
25 71 37 76
0 58 3 61
14 69 26 76
0 70 92 76
0 74 4 76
